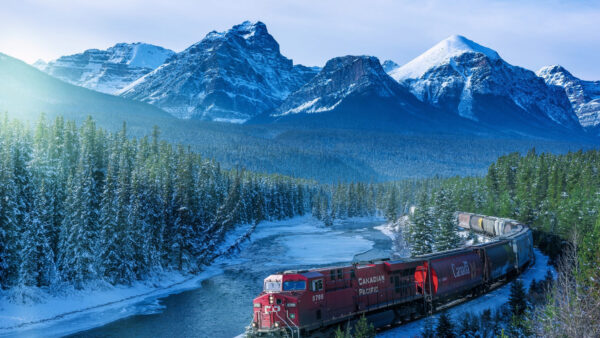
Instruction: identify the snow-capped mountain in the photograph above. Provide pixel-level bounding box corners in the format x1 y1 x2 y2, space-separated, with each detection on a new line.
538 65 600 130
273 55 406 116
258 55 470 133
35 43 175 94
120 21 319 122
387 35 581 135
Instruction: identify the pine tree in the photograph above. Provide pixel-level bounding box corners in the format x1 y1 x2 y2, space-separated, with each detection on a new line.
352 315 375 338
19 182 56 287
508 279 528 316
409 192 434 256
59 140 99 288
432 188 461 251
385 186 399 221
436 312 456 338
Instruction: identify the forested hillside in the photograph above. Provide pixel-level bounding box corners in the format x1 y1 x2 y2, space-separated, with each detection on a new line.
0 115 310 292
318 149 600 273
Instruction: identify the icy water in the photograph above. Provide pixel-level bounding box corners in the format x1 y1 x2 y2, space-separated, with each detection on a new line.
66 217 391 338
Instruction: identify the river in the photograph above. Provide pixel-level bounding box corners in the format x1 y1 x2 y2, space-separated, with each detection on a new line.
66 216 391 338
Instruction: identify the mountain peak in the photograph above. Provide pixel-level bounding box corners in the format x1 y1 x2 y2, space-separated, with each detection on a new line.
390 35 500 81
199 20 278 52
272 55 404 117
538 64 600 129
231 20 267 35
537 65 573 78
381 59 399 73
36 42 174 94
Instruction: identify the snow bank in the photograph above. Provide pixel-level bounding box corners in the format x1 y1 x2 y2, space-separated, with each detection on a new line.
378 249 554 337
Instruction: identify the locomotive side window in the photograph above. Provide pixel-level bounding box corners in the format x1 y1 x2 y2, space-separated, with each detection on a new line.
311 279 323 292
337 269 343 280
350 270 355 279
283 280 306 291
330 270 336 281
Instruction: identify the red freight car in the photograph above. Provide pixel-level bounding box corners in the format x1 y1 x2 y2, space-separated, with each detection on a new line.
415 249 484 309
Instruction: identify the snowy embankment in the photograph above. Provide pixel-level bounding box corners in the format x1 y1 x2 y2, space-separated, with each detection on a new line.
0 221 256 337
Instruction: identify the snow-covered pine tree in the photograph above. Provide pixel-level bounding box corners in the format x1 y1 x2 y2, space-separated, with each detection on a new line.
432 188 461 252
385 185 399 221
409 192 434 256
0 141 19 288
19 181 56 287
59 136 99 288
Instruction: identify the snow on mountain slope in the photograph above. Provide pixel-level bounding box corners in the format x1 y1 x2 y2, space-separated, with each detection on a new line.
386 35 581 134
389 35 500 81
120 21 319 122
538 65 600 129
36 43 175 94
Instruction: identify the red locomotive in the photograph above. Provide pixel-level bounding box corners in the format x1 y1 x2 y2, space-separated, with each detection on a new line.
248 212 534 337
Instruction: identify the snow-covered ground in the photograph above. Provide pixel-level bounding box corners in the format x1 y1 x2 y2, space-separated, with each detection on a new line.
0 222 256 337
378 249 554 337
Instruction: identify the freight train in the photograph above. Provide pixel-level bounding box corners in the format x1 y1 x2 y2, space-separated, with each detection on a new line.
248 212 534 337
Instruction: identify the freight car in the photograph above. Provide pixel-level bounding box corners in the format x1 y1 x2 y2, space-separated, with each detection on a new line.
248 212 534 337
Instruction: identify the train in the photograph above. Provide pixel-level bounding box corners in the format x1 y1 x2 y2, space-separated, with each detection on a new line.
248 212 535 337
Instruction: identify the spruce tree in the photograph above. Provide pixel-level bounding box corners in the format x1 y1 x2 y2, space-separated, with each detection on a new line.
432 188 461 251
19 182 56 287
508 279 528 316
409 192 434 256
352 315 375 338
436 312 456 338
385 186 399 221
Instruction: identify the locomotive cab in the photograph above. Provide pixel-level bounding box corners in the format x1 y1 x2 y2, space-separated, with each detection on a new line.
251 272 312 334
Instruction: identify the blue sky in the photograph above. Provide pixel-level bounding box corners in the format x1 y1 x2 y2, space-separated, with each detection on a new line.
2 0 599 79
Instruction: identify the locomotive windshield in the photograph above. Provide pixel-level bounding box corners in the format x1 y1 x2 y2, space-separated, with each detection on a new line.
282 280 306 291
264 281 281 292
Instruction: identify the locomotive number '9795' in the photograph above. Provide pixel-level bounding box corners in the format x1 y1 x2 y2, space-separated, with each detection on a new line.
248 212 534 337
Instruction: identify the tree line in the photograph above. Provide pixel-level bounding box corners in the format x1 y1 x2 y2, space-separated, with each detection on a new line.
0 115 310 291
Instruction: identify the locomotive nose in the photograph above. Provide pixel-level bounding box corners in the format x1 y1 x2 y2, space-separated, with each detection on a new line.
252 293 298 331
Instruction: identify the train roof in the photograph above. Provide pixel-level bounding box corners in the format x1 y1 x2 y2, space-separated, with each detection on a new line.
300 271 324 279
415 247 474 260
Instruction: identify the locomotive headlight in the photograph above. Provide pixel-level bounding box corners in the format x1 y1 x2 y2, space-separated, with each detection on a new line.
269 295 274 304
289 313 296 319
274 322 280 328
252 322 257 328
286 302 296 307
